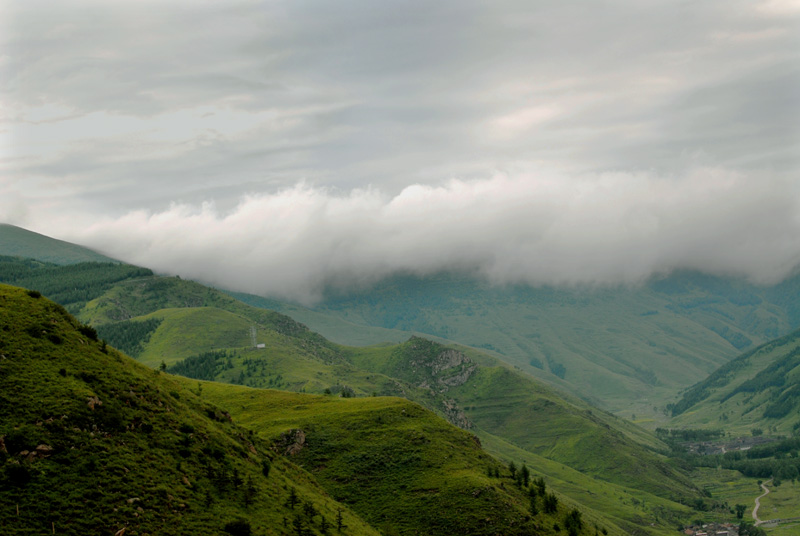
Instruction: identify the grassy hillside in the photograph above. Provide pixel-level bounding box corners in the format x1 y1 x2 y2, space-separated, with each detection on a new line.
0 224 117 264
0 284 380 536
0 255 152 315
343 338 697 501
195 382 623 536
0 284 615 536
96 281 696 508
230 291 412 347
0 259 708 534
276 271 799 417
668 329 800 436
81 275 697 506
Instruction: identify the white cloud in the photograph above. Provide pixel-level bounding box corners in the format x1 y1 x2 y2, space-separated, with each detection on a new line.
38 167 800 304
1 1 797 298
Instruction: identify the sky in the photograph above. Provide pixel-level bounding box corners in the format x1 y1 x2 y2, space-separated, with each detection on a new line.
1 0 799 303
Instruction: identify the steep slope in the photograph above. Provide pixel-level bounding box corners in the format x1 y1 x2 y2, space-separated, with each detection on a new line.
343 338 697 501
0 284 379 536
0 284 616 536
668 329 800 435
0 260 704 534
0 255 152 315
78 273 696 502
196 383 620 536
281 271 798 416
0 224 117 264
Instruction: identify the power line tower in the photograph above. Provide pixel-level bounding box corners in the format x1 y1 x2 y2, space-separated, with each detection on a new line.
250 326 257 348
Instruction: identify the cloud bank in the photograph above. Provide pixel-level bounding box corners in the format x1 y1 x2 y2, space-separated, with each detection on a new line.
60 168 800 304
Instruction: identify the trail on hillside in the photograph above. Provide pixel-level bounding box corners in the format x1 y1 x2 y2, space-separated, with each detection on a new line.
752 478 772 525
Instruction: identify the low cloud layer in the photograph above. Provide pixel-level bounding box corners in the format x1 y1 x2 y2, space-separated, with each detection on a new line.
54 168 800 304
2 1 798 301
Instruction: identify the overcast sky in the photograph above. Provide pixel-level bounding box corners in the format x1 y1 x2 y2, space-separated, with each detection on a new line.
1 0 799 302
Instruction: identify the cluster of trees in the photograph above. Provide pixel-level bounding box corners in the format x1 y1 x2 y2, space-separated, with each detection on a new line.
655 428 725 443
168 350 230 381
494 461 599 536
284 487 342 535
683 436 800 480
96 318 162 357
0 256 152 310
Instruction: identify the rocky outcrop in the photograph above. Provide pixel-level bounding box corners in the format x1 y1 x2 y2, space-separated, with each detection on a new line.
442 398 473 430
87 396 102 410
411 349 477 393
273 429 306 456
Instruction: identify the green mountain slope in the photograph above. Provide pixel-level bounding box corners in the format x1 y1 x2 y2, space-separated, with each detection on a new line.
343 338 696 501
0 284 379 536
87 277 704 527
79 273 697 501
668 329 800 435
0 255 152 315
0 284 616 536
0 224 117 265
278 271 799 417
0 259 705 534
195 383 621 536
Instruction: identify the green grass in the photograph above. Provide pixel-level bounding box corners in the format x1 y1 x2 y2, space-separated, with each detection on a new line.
134 307 253 367
342 338 699 503
195 381 626 536
0 284 380 536
0 263 730 534
690 468 800 534
668 330 800 436
274 271 799 418
475 431 695 536
758 480 800 521
0 224 117 264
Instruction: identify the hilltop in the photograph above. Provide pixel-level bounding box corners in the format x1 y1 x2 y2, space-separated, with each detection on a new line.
0 224 117 265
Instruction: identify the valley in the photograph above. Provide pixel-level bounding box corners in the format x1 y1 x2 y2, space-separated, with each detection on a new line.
1 225 799 535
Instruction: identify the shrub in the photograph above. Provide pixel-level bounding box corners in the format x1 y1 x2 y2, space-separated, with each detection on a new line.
223 519 252 536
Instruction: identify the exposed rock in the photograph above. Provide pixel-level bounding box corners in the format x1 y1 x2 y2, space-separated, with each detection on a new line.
182 475 191 487
248 443 258 455
126 498 140 504
34 444 54 458
87 396 102 410
114 528 126 536
441 398 473 430
273 429 307 456
411 349 477 393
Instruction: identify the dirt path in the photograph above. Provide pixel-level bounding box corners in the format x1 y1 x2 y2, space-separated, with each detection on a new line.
752 478 772 525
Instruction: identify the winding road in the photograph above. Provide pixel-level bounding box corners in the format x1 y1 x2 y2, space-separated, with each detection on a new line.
752 478 772 526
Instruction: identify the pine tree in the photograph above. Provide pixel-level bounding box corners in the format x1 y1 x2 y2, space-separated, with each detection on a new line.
287 487 299 509
520 464 530 487
336 507 345 532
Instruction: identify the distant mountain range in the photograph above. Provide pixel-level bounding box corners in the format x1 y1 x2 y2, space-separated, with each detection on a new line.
254 270 800 420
